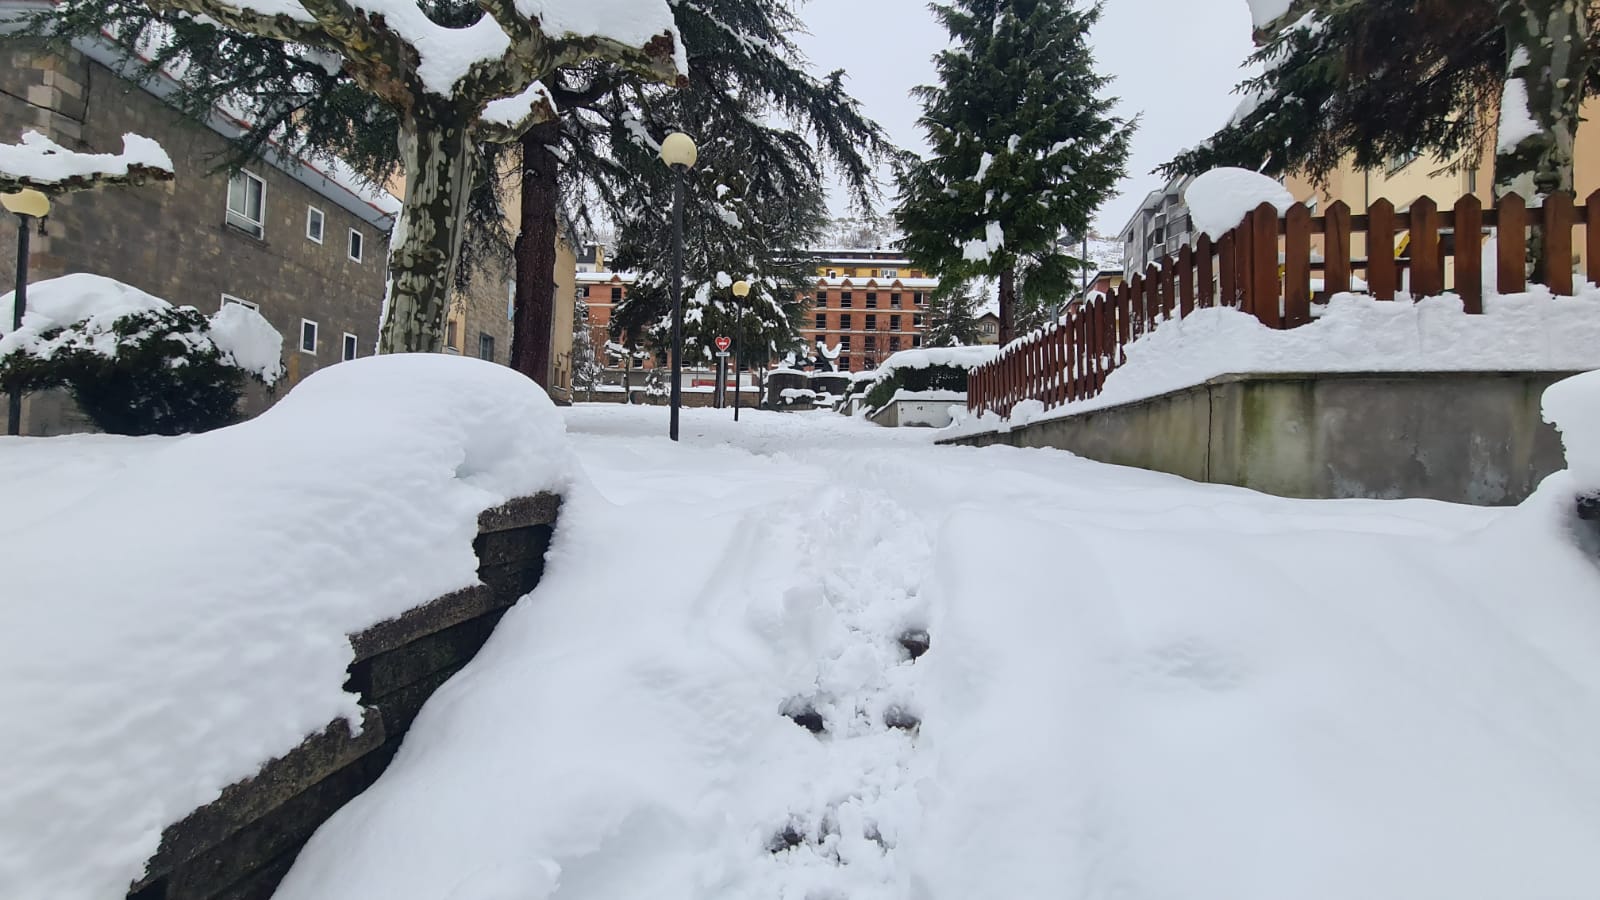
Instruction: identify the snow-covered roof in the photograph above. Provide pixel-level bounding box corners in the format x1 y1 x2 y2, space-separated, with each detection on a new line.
576 271 639 285
814 276 939 290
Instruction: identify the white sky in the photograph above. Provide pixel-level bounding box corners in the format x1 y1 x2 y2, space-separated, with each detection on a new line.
793 0 1257 236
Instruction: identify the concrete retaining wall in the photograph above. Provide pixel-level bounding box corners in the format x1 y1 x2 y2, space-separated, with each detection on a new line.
869 398 963 428
127 494 560 900
944 372 1580 505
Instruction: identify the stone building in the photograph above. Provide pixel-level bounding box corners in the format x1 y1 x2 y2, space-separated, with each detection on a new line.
0 25 399 433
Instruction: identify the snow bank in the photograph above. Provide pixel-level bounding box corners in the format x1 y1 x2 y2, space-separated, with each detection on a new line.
0 273 283 383
870 345 998 379
1183 167 1295 239
0 354 573 900
957 291 1600 434
0 130 172 185
1544 370 1600 492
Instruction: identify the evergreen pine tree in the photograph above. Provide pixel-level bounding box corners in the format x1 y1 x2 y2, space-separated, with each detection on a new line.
1164 0 1599 203
570 293 603 402
922 281 984 347
895 0 1131 346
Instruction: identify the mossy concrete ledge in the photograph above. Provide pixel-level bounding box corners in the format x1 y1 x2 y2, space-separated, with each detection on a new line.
942 372 1580 506
127 492 562 900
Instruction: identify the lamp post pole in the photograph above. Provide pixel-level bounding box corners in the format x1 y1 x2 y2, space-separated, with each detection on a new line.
731 279 750 421
3 189 50 437
659 133 697 442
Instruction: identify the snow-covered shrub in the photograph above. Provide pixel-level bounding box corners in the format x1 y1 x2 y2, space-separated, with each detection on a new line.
0 274 282 435
863 364 970 414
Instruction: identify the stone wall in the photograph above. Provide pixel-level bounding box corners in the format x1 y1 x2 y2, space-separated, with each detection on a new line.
125 494 560 900
945 371 1579 506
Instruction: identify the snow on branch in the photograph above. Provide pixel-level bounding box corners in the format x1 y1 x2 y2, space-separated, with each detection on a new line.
0 131 174 194
477 80 558 143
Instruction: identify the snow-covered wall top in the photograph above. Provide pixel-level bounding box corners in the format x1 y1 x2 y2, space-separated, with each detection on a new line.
0 130 172 190
1183 167 1296 239
1545 370 1600 493
0 354 574 899
873 346 999 377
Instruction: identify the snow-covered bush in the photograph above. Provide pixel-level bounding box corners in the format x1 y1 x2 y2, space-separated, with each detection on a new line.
0 274 282 435
861 346 996 414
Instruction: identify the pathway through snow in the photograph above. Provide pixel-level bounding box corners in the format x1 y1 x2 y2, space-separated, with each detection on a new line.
276 405 1600 900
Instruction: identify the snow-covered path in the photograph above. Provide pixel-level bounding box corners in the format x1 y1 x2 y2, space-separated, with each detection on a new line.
277 405 1600 900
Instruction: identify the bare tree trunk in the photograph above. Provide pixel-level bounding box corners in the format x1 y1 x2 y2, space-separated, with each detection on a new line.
379 104 476 353
997 264 1017 345
510 120 562 387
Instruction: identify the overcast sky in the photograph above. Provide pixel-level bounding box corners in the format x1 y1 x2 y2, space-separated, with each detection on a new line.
792 0 1257 236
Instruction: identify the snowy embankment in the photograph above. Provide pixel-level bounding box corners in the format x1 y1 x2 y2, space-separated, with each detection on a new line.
0 355 573 899
954 290 1600 435
270 401 1600 900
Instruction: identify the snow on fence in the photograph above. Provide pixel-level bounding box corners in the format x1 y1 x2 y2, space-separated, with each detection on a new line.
969 190 1600 417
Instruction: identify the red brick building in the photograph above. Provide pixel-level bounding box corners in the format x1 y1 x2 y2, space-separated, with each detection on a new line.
801 250 938 372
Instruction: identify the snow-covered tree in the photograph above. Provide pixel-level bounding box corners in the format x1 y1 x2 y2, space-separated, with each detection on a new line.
570 292 603 401
1165 0 1599 202
38 0 684 354
895 0 1131 345
922 281 983 347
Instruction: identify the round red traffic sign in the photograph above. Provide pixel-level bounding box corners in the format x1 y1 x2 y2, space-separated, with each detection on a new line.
715 336 731 352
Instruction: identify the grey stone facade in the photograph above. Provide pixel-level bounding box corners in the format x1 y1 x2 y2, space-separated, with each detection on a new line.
0 39 394 433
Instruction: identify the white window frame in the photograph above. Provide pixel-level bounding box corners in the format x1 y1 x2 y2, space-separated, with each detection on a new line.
348 228 364 263
220 293 258 311
226 170 266 238
300 318 319 355
342 332 358 361
305 206 325 244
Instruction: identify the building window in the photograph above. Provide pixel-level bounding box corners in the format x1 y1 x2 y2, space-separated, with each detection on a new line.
913 314 923 326
815 291 827 305
299 318 318 354
840 335 852 349
865 314 877 330
446 319 458 350
912 292 924 306
840 292 853 308
507 279 516 321
839 355 851 369
880 268 899 278
815 314 826 330
840 313 852 330
348 229 365 263
610 286 623 301
479 332 495 361
866 292 878 308
1387 149 1420 175
865 335 877 351
1467 166 1478 193
891 292 902 307
827 269 837 278
913 336 922 347
305 207 325 244
342 332 358 361
890 315 900 331
890 336 901 351
220 293 258 311
226 171 265 238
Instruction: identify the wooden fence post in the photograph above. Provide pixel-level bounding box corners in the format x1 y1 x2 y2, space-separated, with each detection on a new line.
1116 281 1131 362
1324 200 1351 295
1284 202 1312 327
1368 198 1396 301
1251 202 1282 327
1160 256 1176 320
1409 195 1441 298
1454 194 1483 314
1196 235 1214 308
1218 231 1236 310
1145 264 1160 330
1497 193 1527 295
1543 191 1575 296
1237 212 1256 314
1586 190 1600 288
1178 244 1195 317
1128 273 1144 339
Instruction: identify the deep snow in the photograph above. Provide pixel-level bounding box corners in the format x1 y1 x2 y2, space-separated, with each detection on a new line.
271 401 1600 900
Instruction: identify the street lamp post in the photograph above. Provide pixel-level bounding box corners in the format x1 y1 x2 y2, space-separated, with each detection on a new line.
731 279 750 421
3 189 50 437
659 132 697 441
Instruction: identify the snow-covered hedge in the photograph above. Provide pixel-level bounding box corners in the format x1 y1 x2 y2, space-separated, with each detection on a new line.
861 345 997 415
0 274 283 435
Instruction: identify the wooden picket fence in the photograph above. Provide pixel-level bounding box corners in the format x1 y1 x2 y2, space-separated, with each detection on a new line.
968 189 1600 418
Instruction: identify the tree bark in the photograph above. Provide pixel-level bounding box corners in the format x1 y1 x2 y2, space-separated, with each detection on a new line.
998 264 1017 345
379 103 477 353
510 120 561 386
1494 0 1593 201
